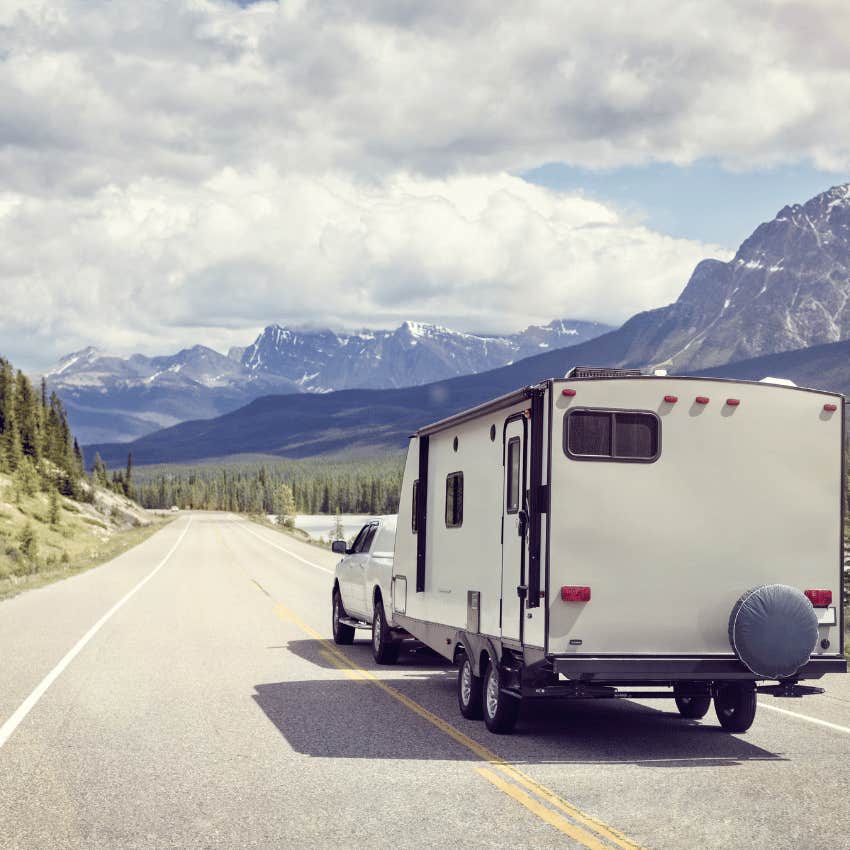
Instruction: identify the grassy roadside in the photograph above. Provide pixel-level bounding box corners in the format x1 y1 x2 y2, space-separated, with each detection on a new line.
0 471 174 601
0 518 172 601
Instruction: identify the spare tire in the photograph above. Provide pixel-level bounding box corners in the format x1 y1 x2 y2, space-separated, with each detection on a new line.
728 584 818 679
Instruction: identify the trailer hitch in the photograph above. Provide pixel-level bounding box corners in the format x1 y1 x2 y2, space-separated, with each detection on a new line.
756 680 825 698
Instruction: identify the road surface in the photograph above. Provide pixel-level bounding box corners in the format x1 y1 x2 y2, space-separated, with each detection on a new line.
1 513 848 849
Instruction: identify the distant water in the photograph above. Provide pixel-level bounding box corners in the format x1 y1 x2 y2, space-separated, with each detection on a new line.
266 514 375 541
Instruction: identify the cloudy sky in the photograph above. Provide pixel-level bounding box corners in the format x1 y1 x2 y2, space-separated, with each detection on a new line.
2 0 849 371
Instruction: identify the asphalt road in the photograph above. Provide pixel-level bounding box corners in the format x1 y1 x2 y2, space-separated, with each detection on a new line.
1 512 848 850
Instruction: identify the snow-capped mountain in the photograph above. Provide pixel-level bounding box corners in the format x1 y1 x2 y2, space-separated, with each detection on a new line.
47 319 611 444
612 183 850 370
239 319 611 391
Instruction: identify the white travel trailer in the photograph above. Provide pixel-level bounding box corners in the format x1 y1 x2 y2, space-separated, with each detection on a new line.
390 368 847 734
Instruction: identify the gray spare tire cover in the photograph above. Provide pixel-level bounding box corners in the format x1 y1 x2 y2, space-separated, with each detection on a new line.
728 584 818 679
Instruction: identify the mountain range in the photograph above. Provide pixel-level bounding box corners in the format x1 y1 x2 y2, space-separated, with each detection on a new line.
47 319 611 444
85 182 850 468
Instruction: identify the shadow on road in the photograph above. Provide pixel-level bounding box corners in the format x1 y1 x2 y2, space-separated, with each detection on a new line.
253 640 785 768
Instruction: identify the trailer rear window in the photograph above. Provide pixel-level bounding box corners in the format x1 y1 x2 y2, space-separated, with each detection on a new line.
506 438 521 514
445 472 463 528
565 409 659 462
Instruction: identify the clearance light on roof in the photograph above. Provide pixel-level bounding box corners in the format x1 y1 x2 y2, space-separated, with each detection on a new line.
726 398 741 406
562 388 577 397
804 589 832 607
695 396 710 405
824 403 838 412
663 395 678 404
561 585 591 602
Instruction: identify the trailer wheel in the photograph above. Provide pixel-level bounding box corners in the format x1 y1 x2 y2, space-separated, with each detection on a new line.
714 683 757 733
673 685 711 719
332 589 355 645
457 652 483 720
482 659 520 734
372 600 400 664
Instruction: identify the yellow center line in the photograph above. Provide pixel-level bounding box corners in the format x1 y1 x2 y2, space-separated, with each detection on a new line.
475 767 613 850
273 601 644 850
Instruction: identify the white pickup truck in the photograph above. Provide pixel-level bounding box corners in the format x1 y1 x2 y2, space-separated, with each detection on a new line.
330 515 405 663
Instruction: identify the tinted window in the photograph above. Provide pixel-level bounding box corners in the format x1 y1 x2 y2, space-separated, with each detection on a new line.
567 411 611 456
445 472 463 528
565 410 659 462
614 413 658 459
411 480 419 533
359 525 378 553
506 438 521 514
350 524 371 553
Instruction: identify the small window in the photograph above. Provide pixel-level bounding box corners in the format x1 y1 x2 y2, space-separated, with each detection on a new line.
445 472 463 528
412 480 419 533
565 409 659 462
350 524 371 552
359 524 378 553
506 437 521 514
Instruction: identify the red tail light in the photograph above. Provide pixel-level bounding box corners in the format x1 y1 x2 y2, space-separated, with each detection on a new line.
824 403 838 412
663 395 678 403
695 396 710 405
804 589 832 607
562 388 577 397
726 398 740 406
561 586 591 602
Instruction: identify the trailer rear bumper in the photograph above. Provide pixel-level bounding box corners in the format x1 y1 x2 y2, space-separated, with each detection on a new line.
551 655 847 682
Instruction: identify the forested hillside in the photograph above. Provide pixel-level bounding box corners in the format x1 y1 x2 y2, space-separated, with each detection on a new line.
0 356 159 596
133 455 404 515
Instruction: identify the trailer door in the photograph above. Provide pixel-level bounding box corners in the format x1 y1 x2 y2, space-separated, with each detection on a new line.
501 418 527 642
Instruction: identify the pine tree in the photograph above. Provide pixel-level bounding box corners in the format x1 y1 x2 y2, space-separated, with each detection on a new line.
124 452 133 497
48 488 61 525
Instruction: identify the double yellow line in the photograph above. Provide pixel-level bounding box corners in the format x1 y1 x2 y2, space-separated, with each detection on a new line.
273 601 644 850
221 523 642 848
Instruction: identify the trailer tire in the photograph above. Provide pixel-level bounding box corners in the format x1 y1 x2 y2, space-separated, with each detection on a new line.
482 659 520 734
332 589 355 645
673 687 711 720
714 683 757 733
457 652 483 720
372 600 400 664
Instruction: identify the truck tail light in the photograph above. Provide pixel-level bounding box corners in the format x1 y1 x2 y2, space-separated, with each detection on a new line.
804 589 832 607
561 586 591 602
562 388 577 397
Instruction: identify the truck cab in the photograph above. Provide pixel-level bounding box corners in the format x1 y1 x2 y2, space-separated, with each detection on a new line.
331 515 405 663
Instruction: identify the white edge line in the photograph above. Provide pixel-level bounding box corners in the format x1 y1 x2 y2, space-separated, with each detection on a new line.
237 521 334 575
759 701 850 736
0 517 193 750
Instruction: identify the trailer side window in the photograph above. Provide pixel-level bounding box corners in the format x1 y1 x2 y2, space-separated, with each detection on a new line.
565 410 659 462
445 472 463 528
506 438 520 514
412 480 419 533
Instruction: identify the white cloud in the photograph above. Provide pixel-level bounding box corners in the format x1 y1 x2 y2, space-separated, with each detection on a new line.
0 170 728 367
0 0 846 367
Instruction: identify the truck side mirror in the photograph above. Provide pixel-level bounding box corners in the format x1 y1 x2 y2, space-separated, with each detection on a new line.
331 540 348 555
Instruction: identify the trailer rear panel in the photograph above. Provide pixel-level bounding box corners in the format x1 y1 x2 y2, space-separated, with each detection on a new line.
547 378 844 661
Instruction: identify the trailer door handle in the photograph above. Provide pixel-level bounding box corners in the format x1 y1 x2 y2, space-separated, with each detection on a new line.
517 510 528 537
516 584 528 599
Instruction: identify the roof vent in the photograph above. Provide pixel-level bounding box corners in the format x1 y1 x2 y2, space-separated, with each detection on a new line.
759 376 797 387
565 366 643 379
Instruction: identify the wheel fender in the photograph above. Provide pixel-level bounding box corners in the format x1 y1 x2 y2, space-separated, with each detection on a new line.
455 633 500 677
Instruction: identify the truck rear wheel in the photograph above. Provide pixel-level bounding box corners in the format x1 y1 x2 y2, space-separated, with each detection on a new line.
482 659 520 734
372 600 400 664
332 589 355 645
673 685 711 719
457 652 483 719
714 683 757 733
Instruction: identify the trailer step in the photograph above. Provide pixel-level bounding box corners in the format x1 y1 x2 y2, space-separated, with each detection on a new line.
756 683 825 698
